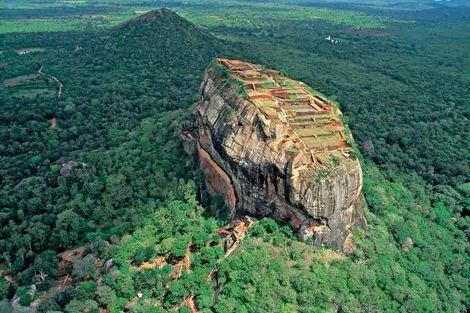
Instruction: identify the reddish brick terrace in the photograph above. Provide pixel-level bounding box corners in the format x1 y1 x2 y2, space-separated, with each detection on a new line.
217 58 352 161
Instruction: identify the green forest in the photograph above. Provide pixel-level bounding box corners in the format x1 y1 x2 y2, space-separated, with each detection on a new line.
0 1 468 312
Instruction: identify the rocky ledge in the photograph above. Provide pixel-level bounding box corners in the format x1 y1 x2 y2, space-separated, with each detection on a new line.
196 59 366 252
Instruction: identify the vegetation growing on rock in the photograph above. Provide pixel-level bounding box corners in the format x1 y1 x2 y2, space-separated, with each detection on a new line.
197 59 366 250
0 3 468 313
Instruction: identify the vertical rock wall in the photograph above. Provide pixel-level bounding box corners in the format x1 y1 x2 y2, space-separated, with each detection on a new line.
196 61 366 251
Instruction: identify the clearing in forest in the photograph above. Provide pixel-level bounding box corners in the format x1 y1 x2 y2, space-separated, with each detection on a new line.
15 48 45 55
3 74 43 87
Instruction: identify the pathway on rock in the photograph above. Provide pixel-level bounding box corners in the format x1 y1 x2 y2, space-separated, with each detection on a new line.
208 216 256 307
208 216 255 281
126 218 254 312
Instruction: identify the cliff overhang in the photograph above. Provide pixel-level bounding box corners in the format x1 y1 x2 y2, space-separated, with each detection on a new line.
196 58 366 251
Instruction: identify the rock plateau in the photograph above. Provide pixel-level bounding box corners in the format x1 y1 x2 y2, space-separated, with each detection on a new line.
196 59 366 251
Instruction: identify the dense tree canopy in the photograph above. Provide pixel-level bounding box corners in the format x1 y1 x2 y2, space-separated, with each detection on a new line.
0 5 468 313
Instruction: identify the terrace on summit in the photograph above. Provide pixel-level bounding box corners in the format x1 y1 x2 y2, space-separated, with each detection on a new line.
217 58 354 167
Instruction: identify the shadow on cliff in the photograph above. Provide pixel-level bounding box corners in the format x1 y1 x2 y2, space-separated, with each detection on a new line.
195 169 233 225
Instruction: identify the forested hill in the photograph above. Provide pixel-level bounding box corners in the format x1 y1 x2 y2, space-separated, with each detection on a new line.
0 8 233 290
1 7 468 313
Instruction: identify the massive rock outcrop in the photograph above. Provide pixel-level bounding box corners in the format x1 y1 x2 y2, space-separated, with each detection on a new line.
196 59 366 251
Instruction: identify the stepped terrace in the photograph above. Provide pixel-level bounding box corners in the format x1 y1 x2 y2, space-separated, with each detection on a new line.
217 58 354 166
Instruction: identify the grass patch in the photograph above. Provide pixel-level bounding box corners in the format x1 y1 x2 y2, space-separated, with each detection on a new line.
261 80 274 88
0 14 133 34
3 74 42 87
210 60 247 96
179 3 386 30
226 77 248 96
1 1 389 34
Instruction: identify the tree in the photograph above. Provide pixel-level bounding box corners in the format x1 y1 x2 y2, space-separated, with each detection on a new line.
75 281 97 300
53 210 85 248
65 300 99 313
0 277 15 300
72 255 97 281
134 246 155 265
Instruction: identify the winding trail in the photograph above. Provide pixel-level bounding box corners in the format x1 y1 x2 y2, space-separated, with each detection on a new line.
38 66 63 100
128 218 255 312
208 217 255 281
208 216 256 306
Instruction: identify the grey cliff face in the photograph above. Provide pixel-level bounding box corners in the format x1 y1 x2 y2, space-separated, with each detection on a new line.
196 60 366 251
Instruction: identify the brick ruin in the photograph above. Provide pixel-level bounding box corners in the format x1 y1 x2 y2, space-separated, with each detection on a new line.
217 58 352 168
196 59 366 251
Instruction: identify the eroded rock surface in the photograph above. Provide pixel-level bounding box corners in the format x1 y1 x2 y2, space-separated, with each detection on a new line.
196 59 366 251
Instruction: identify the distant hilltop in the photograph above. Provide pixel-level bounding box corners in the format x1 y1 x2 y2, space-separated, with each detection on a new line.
112 8 176 30
196 59 367 252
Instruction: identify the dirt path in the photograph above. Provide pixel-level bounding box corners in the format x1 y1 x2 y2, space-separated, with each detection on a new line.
128 220 254 312
208 217 255 280
0 268 15 285
184 244 192 273
50 117 57 129
208 217 255 306
38 66 63 100
183 296 199 313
